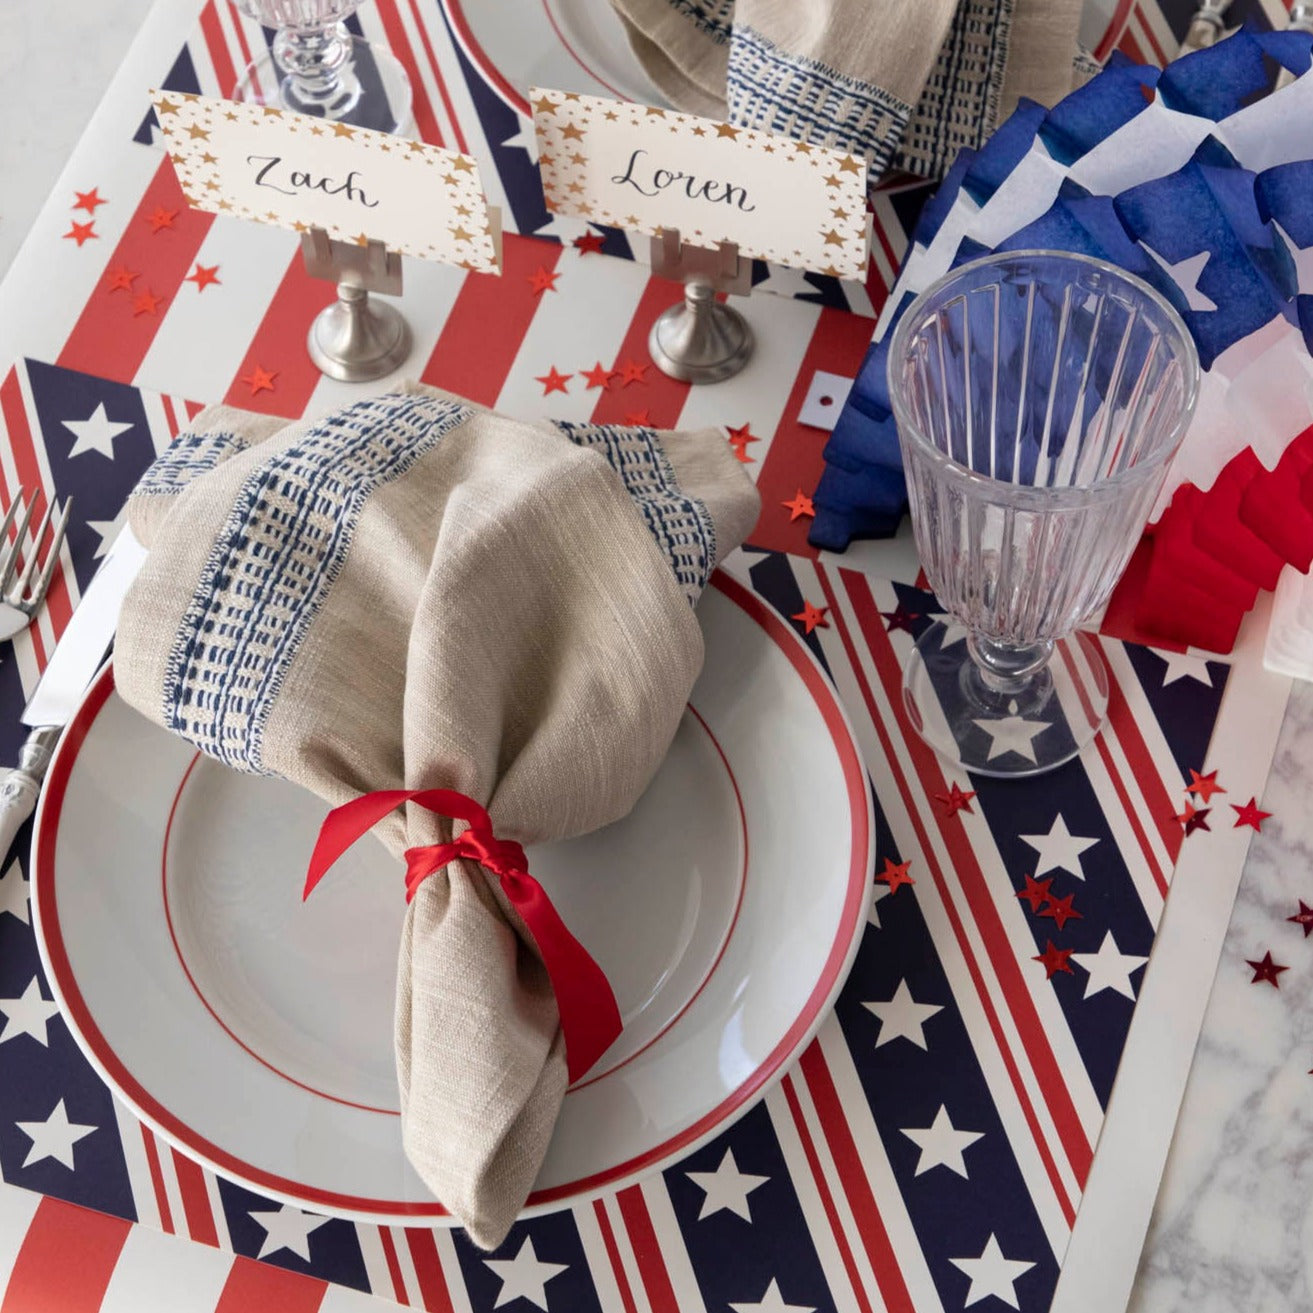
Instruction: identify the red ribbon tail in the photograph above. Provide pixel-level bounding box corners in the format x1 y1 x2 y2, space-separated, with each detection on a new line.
305 789 417 899
505 872 622 1083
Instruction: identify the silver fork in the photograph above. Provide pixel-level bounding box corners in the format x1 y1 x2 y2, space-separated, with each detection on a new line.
0 490 74 642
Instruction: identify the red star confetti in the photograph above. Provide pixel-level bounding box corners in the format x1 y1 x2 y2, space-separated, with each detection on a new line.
581 361 614 390
131 289 164 317
1231 797 1272 831
935 783 976 817
73 188 106 214
573 230 605 255
1174 801 1211 834
535 366 572 395
726 422 759 463
240 365 278 396
1185 769 1225 803
1246 951 1288 988
616 358 649 386
147 206 178 233
624 409 651 425
877 858 914 892
782 489 815 521
185 263 221 291
105 266 137 293
1034 940 1075 978
882 603 920 634
527 265 560 294
63 221 97 246
1016 874 1054 912
1287 901 1313 937
1040 891 1082 930
791 600 829 634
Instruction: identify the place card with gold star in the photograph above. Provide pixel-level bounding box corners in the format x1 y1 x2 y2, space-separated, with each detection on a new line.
531 87 869 279
151 91 501 272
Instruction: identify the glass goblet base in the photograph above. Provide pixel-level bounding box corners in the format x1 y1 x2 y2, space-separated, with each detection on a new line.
901 626 1110 779
234 38 412 135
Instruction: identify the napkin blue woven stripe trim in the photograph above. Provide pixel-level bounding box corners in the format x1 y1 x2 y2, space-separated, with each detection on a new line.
727 24 912 174
135 428 247 496
667 0 734 44
161 393 472 773
554 420 716 606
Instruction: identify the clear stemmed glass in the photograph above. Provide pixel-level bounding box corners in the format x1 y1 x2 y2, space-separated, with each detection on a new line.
232 0 412 135
887 250 1200 778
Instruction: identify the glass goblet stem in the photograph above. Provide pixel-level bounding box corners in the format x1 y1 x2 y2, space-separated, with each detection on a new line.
966 635 1054 697
271 21 361 116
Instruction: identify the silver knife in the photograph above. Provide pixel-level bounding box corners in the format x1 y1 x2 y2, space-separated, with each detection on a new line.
0 526 148 859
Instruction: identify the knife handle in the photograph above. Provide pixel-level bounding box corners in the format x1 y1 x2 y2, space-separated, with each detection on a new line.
0 771 40 863
0 727 60 864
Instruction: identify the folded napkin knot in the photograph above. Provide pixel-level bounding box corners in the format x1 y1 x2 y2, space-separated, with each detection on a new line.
305 786 622 1083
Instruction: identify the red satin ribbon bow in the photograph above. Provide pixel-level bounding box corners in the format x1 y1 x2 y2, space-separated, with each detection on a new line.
304 787 621 1083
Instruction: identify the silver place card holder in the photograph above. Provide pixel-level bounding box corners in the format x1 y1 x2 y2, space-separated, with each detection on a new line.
300 226 411 382
648 227 754 385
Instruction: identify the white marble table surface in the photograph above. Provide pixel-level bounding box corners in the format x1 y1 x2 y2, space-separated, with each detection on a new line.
3 6 1313 1311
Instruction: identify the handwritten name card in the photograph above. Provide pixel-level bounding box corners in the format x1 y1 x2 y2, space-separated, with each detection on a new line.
152 92 501 273
532 88 868 279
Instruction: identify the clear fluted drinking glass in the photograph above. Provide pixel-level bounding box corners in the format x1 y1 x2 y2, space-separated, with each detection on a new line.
233 0 412 135
887 250 1200 777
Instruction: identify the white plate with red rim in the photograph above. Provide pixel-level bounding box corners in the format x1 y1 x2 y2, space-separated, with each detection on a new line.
32 569 872 1225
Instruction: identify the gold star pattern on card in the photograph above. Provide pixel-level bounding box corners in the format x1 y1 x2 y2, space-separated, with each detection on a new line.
186 123 210 140
332 123 355 137
534 95 557 115
451 156 475 172
156 97 180 116
837 155 863 174
793 141 812 154
353 232 371 246
645 106 666 117
716 123 740 139
822 229 844 247
560 122 585 141
449 226 473 243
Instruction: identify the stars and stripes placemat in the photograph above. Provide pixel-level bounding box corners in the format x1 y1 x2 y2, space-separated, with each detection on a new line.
0 357 1291 1313
0 2 1297 1310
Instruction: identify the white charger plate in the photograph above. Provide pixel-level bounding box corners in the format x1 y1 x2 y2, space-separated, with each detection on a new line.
32 571 872 1224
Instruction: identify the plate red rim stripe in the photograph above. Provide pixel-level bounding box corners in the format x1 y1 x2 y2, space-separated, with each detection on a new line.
837 566 1094 1187
441 0 532 118
35 569 871 1218
0 1195 131 1313
815 565 1077 1223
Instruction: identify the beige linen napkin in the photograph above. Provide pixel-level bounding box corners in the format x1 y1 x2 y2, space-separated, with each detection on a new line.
115 386 759 1247
609 0 1086 181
